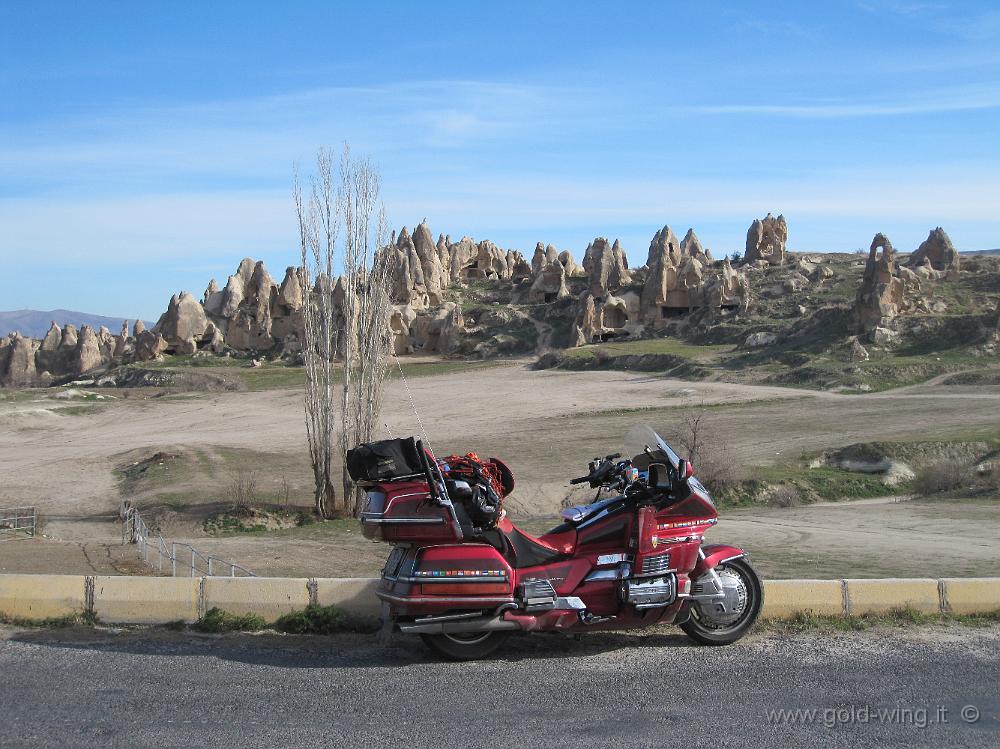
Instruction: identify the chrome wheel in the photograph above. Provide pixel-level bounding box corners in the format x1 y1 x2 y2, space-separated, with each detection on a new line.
442 631 492 646
681 558 763 645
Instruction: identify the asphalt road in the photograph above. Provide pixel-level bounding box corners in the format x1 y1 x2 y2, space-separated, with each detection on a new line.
1 625 998 748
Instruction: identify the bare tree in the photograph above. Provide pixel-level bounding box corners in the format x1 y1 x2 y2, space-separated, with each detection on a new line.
678 408 706 467
676 405 743 496
295 145 391 518
337 147 393 515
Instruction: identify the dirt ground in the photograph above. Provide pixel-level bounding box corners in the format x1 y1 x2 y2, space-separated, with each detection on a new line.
1 361 998 578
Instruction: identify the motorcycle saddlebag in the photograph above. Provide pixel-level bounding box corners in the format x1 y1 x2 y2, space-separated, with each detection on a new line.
347 437 425 483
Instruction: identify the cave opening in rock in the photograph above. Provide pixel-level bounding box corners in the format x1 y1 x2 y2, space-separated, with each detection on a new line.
603 307 628 328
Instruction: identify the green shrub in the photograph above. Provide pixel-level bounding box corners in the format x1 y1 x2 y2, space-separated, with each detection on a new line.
275 605 378 635
195 607 266 633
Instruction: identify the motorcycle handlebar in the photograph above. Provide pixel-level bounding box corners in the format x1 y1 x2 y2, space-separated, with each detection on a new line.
569 454 626 487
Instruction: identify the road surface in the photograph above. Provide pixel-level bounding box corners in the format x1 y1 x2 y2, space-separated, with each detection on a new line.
2 624 997 747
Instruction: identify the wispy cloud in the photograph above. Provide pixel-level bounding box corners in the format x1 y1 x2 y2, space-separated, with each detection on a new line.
687 83 1000 118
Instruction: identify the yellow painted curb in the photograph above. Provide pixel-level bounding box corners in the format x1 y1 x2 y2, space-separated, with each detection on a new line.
0 574 87 621
763 579 843 618
314 578 381 619
941 578 1000 615
846 578 940 614
204 577 309 621
93 576 200 624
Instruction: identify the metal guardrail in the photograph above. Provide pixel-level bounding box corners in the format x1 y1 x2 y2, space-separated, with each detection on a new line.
0 507 36 539
122 507 254 577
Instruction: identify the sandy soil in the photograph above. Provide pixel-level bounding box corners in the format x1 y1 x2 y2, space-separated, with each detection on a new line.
1 362 998 577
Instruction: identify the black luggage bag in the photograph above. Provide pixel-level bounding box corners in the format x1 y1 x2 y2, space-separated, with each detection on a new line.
346 437 426 483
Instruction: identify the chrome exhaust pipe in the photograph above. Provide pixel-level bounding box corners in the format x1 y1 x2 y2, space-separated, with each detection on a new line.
397 616 521 635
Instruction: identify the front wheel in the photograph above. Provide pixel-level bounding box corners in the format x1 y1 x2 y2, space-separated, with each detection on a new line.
681 557 763 646
419 631 511 661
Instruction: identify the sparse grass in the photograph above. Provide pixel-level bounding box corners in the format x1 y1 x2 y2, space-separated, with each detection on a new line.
115 451 182 493
258 517 361 540
711 465 900 508
0 612 97 628
153 491 204 510
762 607 1000 633
387 359 511 380
561 336 731 364
203 507 315 536
56 404 106 417
275 604 378 634
194 607 266 633
142 358 510 392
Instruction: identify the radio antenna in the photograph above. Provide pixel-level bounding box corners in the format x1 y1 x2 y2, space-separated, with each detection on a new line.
392 351 434 455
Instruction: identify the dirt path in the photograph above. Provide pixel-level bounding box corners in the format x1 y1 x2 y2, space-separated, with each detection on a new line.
3 366 999 523
2 364 999 576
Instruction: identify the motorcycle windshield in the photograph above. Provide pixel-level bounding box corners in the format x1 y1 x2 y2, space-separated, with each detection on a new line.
623 424 680 471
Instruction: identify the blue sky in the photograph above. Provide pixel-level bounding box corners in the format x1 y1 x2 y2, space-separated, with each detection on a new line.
2 1 999 319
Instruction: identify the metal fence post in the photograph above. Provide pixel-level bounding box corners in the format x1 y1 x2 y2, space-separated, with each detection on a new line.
172 542 177 577
31 507 36 538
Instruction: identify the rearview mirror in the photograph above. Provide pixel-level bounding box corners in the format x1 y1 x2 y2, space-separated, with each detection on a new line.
677 459 691 480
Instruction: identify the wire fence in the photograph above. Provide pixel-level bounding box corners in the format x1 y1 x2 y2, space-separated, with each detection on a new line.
0 507 36 540
122 507 254 577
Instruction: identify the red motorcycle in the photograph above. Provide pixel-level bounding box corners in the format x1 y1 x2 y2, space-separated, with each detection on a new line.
350 424 762 660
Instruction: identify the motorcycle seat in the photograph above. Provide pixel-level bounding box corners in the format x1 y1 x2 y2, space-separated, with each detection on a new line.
495 516 565 568
559 496 622 524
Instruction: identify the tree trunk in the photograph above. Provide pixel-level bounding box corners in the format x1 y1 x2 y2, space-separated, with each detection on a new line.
315 477 338 519
341 463 356 517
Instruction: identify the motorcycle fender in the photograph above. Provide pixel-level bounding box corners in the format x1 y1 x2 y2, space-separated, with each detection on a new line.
692 543 746 578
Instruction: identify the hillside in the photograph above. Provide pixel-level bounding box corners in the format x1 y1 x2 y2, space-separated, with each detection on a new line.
0 309 153 338
2 219 999 393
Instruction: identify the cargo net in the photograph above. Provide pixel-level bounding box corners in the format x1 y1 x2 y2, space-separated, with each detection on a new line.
440 452 505 528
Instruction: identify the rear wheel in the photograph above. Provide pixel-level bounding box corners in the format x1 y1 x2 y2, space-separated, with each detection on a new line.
681 557 763 646
419 631 511 661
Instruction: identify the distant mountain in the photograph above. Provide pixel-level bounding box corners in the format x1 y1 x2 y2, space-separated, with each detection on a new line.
962 248 1000 255
0 309 155 339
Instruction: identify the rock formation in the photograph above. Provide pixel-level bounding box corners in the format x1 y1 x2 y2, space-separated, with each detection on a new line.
573 225 750 345
1 216 766 385
745 213 787 265
73 325 104 374
642 227 703 316
583 238 631 298
680 228 712 264
156 292 210 355
855 233 920 334
558 250 581 277
0 334 39 387
573 292 638 345
528 257 570 303
507 250 532 282
0 317 152 386
908 227 960 279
